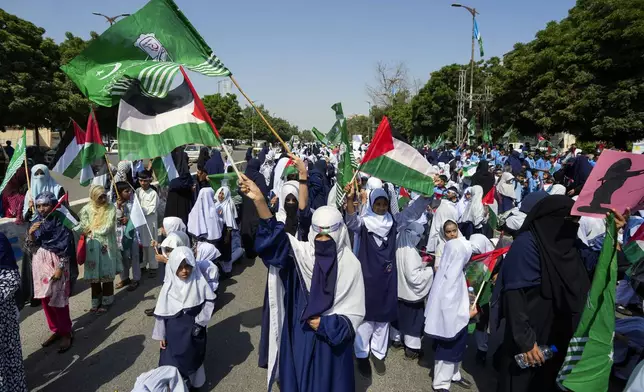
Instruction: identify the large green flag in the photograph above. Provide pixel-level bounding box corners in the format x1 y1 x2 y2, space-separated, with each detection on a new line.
311 127 328 145
556 215 617 392
331 103 357 207
61 0 231 107
0 128 26 194
468 116 477 136
208 173 239 195
331 102 344 119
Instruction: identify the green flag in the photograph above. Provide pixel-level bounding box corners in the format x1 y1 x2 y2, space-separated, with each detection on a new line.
431 135 443 150
468 116 477 136
61 0 231 107
327 120 343 146
208 173 239 195
483 124 492 143
556 215 617 392
312 127 328 145
0 128 27 194
503 125 514 140
331 102 344 120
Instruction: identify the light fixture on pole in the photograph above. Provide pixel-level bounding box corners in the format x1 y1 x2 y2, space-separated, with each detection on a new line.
451 3 478 109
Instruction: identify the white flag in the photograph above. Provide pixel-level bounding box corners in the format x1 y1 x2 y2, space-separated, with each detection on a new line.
130 194 148 230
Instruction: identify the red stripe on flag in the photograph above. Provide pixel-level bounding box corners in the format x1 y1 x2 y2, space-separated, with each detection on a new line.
361 116 394 164
628 224 644 245
180 67 221 139
400 187 411 198
48 193 69 217
86 109 104 146
482 187 495 205
471 246 510 272
72 119 86 144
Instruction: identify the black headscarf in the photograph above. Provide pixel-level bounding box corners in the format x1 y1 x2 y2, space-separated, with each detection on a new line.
506 151 523 175
172 146 190 176
245 148 253 162
0 232 17 270
571 155 593 188
245 158 268 197
197 147 210 170
258 146 269 165
205 149 225 175
502 196 590 316
470 159 495 195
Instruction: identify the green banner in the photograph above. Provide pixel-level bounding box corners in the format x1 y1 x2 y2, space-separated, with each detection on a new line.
0 129 27 194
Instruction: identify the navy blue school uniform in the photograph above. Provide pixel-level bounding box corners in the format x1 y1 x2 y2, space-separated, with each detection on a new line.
433 326 469 363
256 217 356 392
357 223 398 322
498 195 515 214
394 300 425 339
158 304 208 377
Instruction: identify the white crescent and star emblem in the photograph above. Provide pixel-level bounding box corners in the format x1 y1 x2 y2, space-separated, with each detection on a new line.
97 62 122 80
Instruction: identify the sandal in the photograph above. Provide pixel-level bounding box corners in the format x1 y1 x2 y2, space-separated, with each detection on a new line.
41 333 60 347
58 334 73 354
96 306 109 314
115 279 131 290
127 281 140 291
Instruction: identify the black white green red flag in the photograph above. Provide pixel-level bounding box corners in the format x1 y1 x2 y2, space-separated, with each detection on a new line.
47 194 79 230
79 110 108 187
117 67 221 161
359 117 436 196
51 120 86 179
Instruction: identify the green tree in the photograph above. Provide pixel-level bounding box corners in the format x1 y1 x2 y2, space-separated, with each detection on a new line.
202 93 244 140
346 115 371 139
0 10 59 135
299 129 315 143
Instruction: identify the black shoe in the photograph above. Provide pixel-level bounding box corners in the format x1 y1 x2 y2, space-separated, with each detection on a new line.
391 340 404 350
144 307 155 317
404 347 420 360
356 357 372 378
453 378 473 390
371 354 386 376
432 389 449 392
476 349 487 366
617 305 633 316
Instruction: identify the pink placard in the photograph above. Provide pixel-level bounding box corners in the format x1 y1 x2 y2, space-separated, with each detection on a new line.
572 150 644 217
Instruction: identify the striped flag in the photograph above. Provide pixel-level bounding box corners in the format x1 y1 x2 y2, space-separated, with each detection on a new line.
151 154 179 187
556 215 617 391
79 110 108 187
360 117 436 196
333 103 358 208
61 0 231 107
312 127 328 145
474 18 484 57
398 187 411 210
462 162 478 177
51 120 86 179
465 246 510 306
47 194 79 229
624 221 644 265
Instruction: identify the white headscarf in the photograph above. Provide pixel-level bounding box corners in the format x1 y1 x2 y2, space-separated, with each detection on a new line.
215 186 238 230
424 237 473 339
362 188 394 242
266 206 365 386
366 177 383 191
271 156 291 197
496 172 516 199
396 221 434 302
426 199 459 253
24 164 62 219
153 247 216 317
469 233 495 254
163 217 186 235
160 232 190 258
458 185 486 227
457 187 471 221
434 219 461 269
188 187 222 241
195 242 221 262
578 216 606 246
275 180 299 223
549 184 566 195
131 366 187 392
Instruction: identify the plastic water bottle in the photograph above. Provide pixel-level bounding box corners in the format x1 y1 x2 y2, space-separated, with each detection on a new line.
468 286 476 305
514 345 558 369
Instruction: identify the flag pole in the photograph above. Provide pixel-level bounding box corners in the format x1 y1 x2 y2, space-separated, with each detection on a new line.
24 154 33 213
471 280 487 311
104 153 120 202
228 75 291 154
130 187 159 255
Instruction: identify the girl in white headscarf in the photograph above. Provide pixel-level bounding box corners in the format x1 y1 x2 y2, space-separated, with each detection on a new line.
456 187 471 221
23 164 63 221
162 217 186 236
496 172 517 214
214 186 241 274
345 184 432 376
391 221 434 359
152 247 216 390
188 187 222 244
458 185 487 238
240 170 365 391
194 242 221 294
434 219 461 270
424 237 475 391
548 184 566 195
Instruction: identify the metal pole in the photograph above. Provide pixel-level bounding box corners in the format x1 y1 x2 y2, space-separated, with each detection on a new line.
469 9 476 109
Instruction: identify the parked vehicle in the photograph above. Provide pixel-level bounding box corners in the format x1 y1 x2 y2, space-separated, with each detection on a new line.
253 140 267 153
185 144 202 163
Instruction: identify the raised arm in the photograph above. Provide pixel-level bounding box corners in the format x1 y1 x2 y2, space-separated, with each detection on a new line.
395 195 432 225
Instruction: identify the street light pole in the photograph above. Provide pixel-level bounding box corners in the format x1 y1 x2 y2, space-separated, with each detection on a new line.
451 3 478 109
366 101 374 141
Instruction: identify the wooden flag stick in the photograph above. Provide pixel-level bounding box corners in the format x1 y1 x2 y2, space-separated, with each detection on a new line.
24 155 33 212
228 75 291 154
104 153 120 202
470 280 487 311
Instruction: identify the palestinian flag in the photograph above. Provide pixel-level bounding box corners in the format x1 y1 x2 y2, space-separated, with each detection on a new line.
50 120 86 179
465 246 510 306
624 223 644 265
80 110 108 187
117 67 221 161
557 215 617 392
281 159 298 180
481 187 498 231
124 192 150 249
360 117 436 196
208 173 239 195
151 153 179 187
462 162 478 177
398 187 411 210
47 194 79 229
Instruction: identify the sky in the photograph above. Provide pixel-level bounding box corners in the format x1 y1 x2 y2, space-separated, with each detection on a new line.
3 0 576 133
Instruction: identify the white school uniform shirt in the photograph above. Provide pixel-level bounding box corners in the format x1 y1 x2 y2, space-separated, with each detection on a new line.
136 187 158 244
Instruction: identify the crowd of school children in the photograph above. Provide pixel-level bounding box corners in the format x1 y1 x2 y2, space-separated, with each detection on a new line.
1 141 643 392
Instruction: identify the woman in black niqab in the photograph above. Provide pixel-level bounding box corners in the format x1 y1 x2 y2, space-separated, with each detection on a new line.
470 159 495 196
165 146 194 225
495 195 590 392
